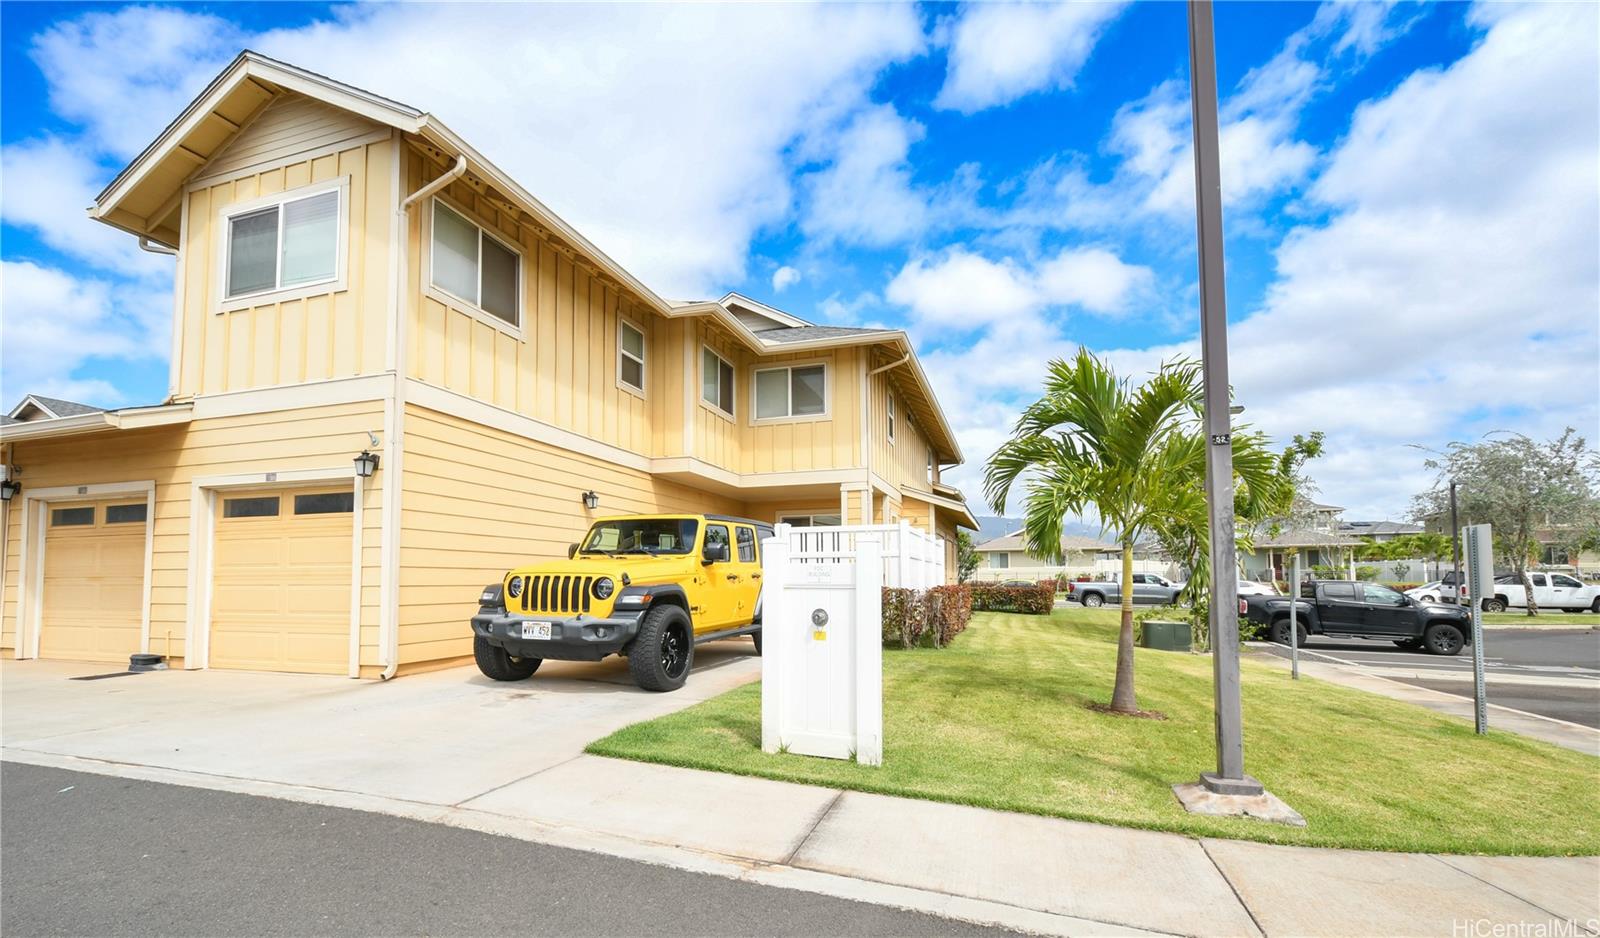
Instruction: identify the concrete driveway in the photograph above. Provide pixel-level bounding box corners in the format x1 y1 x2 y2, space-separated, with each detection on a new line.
1 640 761 806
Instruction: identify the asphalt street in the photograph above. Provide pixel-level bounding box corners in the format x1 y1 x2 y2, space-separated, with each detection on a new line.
1257 628 1600 728
0 763 1014 938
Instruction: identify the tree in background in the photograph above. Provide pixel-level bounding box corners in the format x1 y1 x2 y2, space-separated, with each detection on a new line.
956 531 980 584
1412 429 1600 617
985 350 1287 713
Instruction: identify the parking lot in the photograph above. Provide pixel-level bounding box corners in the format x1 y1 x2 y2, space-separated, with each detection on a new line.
1258 628 1600 729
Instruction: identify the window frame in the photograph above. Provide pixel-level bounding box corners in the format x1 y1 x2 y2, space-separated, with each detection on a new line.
887 393 896 444
426 195 525 335
751 360 830 425
777 513 843 528
217 177 350 313
617 319 647 398
700 345 736 420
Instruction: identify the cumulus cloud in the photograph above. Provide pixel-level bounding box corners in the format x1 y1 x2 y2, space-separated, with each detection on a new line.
934 2 1128 113
771 266 801 292
888 246 1153 327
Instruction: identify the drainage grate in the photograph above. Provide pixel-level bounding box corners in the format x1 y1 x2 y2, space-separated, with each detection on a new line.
69 672 142 681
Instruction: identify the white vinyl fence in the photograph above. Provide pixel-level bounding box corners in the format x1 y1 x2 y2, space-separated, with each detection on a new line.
759 522 945 767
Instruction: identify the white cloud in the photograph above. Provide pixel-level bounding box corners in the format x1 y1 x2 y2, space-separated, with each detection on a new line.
0 260 170 407
888 246 1153 327
771 266 801 292
799 105 932 247
934 2 1128 113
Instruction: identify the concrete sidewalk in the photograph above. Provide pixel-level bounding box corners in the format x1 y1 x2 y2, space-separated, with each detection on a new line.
4 658 1596 937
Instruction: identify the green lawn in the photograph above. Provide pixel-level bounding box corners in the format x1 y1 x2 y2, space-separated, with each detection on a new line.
589 607 1600 856
1483 611 1599 627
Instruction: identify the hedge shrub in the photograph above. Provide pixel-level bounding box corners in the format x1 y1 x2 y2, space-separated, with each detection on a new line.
881 584 973 649
969 581 1056 614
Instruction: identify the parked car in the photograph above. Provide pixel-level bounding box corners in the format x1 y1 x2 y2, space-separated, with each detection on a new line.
1236 579 1279 597
471 514 768 691
1243 580 1473 655
1484 572 1600 613
1067 573 1182 607
1405 581 1447 603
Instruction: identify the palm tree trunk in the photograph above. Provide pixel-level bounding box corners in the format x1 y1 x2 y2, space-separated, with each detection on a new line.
1111 542 1138 713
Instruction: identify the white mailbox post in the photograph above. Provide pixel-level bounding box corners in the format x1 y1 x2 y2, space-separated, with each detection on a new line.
760 525 884 766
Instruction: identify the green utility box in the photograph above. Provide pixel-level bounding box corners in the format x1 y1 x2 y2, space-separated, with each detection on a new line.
1140 620 1192 652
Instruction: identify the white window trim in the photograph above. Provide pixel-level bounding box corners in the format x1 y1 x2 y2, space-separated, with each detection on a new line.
217 176 350 313
751 360 830 425
425 195 525 337
775 511 844 528
887 394 896 444
617 319 647 399
700 345 736 421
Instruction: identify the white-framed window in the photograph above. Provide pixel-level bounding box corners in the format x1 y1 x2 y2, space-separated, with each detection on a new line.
221 179 347 307
618 320 646 395
429 198 522 328
887 394 896 443
989 552 1010 569
702 346 735 417
779 514 842 528
753 363 827 421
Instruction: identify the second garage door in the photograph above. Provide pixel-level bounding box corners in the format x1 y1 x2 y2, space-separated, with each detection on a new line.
210 487 353 674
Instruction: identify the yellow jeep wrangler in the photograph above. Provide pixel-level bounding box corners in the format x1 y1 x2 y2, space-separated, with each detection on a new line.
470 514 769 691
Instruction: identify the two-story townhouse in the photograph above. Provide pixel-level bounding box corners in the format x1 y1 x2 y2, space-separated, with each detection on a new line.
0 52 975 678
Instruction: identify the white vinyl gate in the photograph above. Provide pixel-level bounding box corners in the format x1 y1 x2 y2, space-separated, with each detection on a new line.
759 522 947 766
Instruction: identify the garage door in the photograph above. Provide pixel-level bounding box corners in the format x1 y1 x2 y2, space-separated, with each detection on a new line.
40 499 148 662
210 487 353 674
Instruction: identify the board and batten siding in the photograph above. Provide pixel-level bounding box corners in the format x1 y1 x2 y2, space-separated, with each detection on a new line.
0 403 384 665
869 369 935 494
178 108 394 399
396 404 749 666
404 149 657 458
739 346 863 475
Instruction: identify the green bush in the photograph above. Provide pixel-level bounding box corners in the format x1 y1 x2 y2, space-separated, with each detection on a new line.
970 581 1056 614
1355 565 1380 581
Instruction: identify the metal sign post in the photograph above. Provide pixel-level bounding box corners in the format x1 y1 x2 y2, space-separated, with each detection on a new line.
1288 551 1300 680
1463 523 1492 734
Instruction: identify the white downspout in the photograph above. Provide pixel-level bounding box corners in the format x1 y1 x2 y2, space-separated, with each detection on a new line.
379 152 467 680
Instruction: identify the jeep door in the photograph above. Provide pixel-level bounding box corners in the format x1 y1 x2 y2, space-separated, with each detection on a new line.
697 523 739 632
731 525 763 624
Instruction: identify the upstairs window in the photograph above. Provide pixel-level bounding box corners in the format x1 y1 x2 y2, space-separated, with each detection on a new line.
754 364 826 420
431 200 521 326
702 347 735 416
887 394 896 443
618 321 646 393
226 186 342 300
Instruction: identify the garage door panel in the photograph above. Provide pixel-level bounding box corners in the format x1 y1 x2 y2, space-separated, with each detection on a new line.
40 502 146 663
210 487 352 675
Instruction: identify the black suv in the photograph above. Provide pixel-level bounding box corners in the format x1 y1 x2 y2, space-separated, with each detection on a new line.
1243 580 1473 655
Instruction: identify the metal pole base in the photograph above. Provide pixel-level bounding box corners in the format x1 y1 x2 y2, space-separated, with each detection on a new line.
1199 771 1264 797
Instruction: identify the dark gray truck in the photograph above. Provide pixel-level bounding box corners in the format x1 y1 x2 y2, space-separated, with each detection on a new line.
1243 580 1473 655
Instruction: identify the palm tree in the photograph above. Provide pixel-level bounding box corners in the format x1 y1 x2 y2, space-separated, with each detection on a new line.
985 350 1288 714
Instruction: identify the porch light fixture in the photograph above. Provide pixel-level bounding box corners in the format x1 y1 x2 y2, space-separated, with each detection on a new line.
353 451 380 478
582 490 599 510
0 480 19 502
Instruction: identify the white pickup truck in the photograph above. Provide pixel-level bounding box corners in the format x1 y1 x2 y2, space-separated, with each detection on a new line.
1484 572 1600 613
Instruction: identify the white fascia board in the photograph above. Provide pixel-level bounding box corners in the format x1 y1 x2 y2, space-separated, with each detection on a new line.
719 292 812 328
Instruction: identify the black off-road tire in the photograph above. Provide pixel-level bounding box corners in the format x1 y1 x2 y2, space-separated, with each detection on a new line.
1424 623 1466 656
1081 592 1105 608
627 604 695 692
1270 618 1307 647
752 629 763 656
474 635 541 681
1482 597 1507 613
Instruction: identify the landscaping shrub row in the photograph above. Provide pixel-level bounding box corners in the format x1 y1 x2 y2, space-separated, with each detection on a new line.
969 581 1056 614
881 584 973 648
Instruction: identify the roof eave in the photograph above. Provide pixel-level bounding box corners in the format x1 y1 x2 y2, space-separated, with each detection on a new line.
0 403 193 444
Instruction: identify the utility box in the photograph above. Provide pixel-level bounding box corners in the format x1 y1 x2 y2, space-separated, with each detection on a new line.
1141 619 1192 652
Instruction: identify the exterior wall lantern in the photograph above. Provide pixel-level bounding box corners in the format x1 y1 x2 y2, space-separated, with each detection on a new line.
353 451 380 478
0 480 19 502
582 490 599 510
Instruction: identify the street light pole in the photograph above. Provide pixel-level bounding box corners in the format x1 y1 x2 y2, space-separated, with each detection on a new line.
1187 0 1261 796
1450 481 1463 606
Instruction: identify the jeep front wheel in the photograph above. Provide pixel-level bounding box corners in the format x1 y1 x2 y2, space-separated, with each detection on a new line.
628 604 694 692
752 629 762 656
474 635 541 681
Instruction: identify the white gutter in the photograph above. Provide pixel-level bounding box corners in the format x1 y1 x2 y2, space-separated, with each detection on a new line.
138 236 178 256
378 152 467 681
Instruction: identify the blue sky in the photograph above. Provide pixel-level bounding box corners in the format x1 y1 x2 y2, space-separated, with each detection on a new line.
2 2 1596 521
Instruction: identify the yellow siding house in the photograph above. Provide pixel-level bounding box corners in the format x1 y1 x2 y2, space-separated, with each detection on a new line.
0 52 975 678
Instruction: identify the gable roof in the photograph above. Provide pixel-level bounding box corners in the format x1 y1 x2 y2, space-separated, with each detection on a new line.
7 395 104 422
88 51 963 464
975 531 1118 554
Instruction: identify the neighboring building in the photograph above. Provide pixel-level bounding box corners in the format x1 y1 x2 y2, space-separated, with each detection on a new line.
970 530 1172 581
1241 501 1362 582
1338 520 1423 541
0 52 974 678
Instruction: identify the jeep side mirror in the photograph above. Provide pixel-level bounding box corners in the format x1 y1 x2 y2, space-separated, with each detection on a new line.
703 541 730 564
568 543 579 559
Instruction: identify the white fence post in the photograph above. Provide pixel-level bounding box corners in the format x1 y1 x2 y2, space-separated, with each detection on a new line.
856 534 884 766
760 525 790 755
897 519 911 590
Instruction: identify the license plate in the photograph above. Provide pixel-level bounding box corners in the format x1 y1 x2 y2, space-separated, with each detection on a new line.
520 621 552 641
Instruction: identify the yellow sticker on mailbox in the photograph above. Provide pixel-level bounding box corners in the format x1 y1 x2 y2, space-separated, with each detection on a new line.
812 630 827 641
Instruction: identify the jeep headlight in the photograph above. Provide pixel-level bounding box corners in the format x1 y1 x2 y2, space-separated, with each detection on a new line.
507 576 524 599
592 577 615 601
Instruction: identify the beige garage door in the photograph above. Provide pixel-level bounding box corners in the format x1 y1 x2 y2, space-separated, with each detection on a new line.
210 487 353 674
40 500 148 662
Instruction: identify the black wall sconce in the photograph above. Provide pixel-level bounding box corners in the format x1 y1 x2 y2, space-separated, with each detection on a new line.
582 490 599 510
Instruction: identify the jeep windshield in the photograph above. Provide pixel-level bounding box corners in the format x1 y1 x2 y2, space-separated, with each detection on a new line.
581 519 699 556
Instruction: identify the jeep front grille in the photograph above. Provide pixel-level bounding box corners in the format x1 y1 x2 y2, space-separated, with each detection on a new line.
518 575 594 615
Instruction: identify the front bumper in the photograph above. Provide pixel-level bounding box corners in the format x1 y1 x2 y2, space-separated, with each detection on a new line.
470 608 644 661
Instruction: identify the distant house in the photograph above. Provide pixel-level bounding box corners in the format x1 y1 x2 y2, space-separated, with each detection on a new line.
971 530 1173 581
1339 520 1423 541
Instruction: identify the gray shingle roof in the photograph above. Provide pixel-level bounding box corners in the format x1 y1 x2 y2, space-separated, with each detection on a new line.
758 325 894 344
1254 528 1364 549
1339 520 1423 537
29 396 104 417
975 531 1118 553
